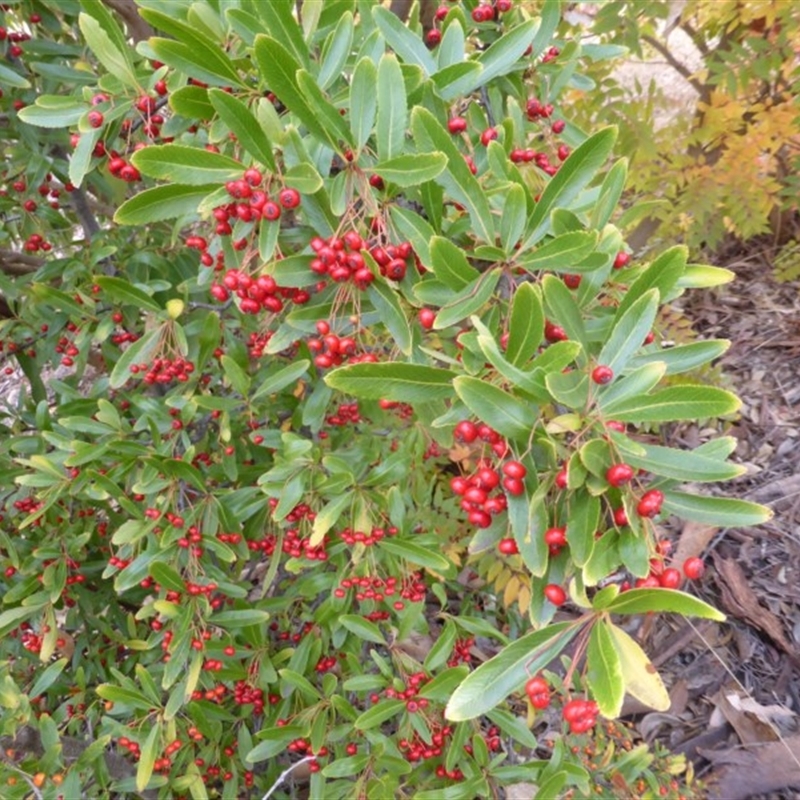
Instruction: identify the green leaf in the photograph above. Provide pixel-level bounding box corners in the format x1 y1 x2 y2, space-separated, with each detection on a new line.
428 236 480 291
340 615 386 645
486 708 538 750
252 360 310 401
431 61 484 101
252 0 310 69
518 231 600 273
600 386 741 423
247 725 306 762
677 265 735 288
354 698 406 730
350 57 378 152
325 362 455 403
254 36 347 153
150 37 245 88
411 107 494 244
628 340 730 375
506 283 544 367
17 99 88 128
318 11 354 90
523 127 617 247
471 18 536 88
607 624 670 711
94 277 162 313
418 666 469 703
367 283 412 354
542 274 587 352
591 157 628 229
604 587 726 620
148 563 185 594
535 773 569 800
169 86 214 119
322 755 371 779
296 70 355 148
597 289 659 379
500 184 527 253
372 6 437 75
79 13 137 88
617 246 687 319
434 269 501 329
208 89 276 172
132 145 243 185
531 0 561 58
0 62 30 89
424 619 457 672
613 437 745 483
379 538 453 574
308 493 352 548
566 493 600 567
453 376 536 441
211 609 271 628
96 684 156 712
586 621 624 718
109 328 162 389
0 605 46 638
662 492 773 526
69 126 102 188
391 206 435 264
376 53 407 162
373 153 447 187
29 658 68 699
445 622 580 721
114 184 216 226
221 355 250 395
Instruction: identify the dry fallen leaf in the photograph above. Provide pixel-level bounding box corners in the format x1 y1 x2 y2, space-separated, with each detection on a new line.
673 521 718 569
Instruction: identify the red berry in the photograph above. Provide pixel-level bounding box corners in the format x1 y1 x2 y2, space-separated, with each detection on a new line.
552 120 566 134
636 489 664 518
480 127 498 146
425 29 442 46
447 117 467 135
278 187 301 209
502 477 524 496
87 110 104 128
613 506 628 526
525 676 550 709
544 526 567 554
659 567 682 589
502 461 526 480
591 365 614 385
418 308 436 329
563 273 581 289
497 538 518 556
543 584 566 606
555 468 568 489
683 557 705 580
606 463 634 487
613 251 631 269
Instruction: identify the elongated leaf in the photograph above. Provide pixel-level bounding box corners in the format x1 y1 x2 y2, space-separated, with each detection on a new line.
367 283 412 354
566 492 600 567
470 18 536 88
354 698 406 730
601 385 741 423
531 0 561 58
109 328 162 388
372 6 437 75
523 127 617 247
613 438 745 482
93 277 162 313
379 538 453 574
350 57 378 151
325 363 455 403
96 684 155 712
79 13 137 88
586 621 624 717
597 289 658 378
318 11 354 90
445 622 580 721
596 362 666 411
150 37 245 88
208 89 276 171
473 318 543 395
114 184 216 225
607 624 670 711
454 376 536 441
506 283 544 367
247 725 306 762
253 0 309 68
0 62 30 89
591 157 628 229
376 53 407 162
254 35 345 153
678 265 734 288
340 615 386 645
252 360 310 401
373 153 447 187
169 85 214 119
605 587 725 620
391 206 435 265
662 492 772 526
308 493 352 548
542 274 587 352
18 100 87 128
518 231 599 273
431 61 483 101
429 236 480 291
0 605 46 638
617 246 687 318
434 269 500 329
500 184 527 253
628 339 730 375
411 107 494 244
296 70 354 148
210 609 271 628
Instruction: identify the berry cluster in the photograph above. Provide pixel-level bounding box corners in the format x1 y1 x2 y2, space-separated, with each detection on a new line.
307 320 376 370
210 269 309 315
338 525 398 546
525 676 551 709
562 698 599 734
129 356 195 385
309 232 414 287
325 402 361 427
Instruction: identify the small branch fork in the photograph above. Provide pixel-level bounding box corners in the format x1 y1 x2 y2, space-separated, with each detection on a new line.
261 756 316 800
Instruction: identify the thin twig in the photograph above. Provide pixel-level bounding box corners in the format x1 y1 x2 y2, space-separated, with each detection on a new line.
641 34 705 96
261 756 315 800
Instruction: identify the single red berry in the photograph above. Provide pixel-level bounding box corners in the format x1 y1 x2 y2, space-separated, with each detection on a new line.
544 526 567 554
591 365 614 385
525 676 550 709
683 557 705 580
552 119 566 134
659 567 682 589
418 308 435 329
502 461 527 480
613 251 631 269
557 144 570 161
87 110 104 128
425 29 442 46
502 477 525 496
555 468 568 489
278 187 301 209
613 506 628 526
544 584 566 606
447 117 467 135
497 537 519 556
606 463 634 487
563 273 581 289
454 420 478 443
636 489 664 518
480 127 498 146
496 0 513 11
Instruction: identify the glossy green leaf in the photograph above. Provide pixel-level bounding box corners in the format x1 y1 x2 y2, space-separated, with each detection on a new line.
662 492 773 526
607 624 670 711
597 289 659 379
617 246 687 318
169 86 214 119
325 362 454 403
523 127 617 247
114 184 216 225
349 57 378 151
391 206 435 264
322 754 371 779
93 277 162 313
506 283 544 367
354 698 406 730
79 13 137 88
605 587 726 620
586 621 624 718
96 684 155 712
373 153 447 187
296 69 354 148
470 18 537 88
628 340 730 375
424 619 458 672
595 363 666 411
0 62 30 89
318 11 354 90
429 236 480 291
376 53 407 162
411 107 494 244
500 183 527 254
677 265 735 288
542 274 587 352
372 6 437 75
136 722 161 792
0 605 46 639
148 563 185 594
247 725 307 762
454 376 536 441
109 328 162 389
445 622 580 721
431 61 483 101
252 360 310 401
591 157 628 229
210 609 271 628
252 0 310 69
367 282 412 354
566 493 600 567
379 538 453 574
150 37 245 88
434 269 500 329
208 89 276 172
518 231 600 273
17 99 88 128
221 355 250 396
340 614 386 645
601 385 741 423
